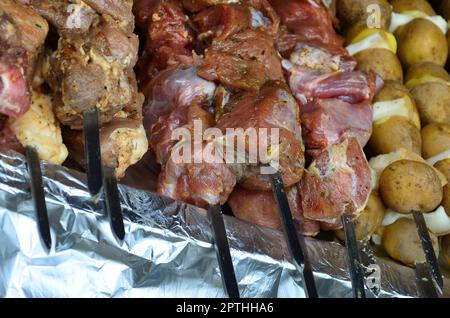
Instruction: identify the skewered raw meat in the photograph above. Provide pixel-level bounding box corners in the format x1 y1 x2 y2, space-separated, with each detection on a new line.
0 115 24 153
44 16 140 129
269 0 343 48
0 0 49 118
193 0 279 45
229 185 320 235
9 90 68 165
62 118 148 178
156 105 236 207
215 81 304 190
198 29 284 91
299 138 372 228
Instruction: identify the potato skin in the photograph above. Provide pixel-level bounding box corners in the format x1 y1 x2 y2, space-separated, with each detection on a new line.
435 159 450 216
369 116 422 155
421 124 450 159
335 191 385 241
375 80 414 102
382 218 439 267
405 62 450 84
336 0 392 29
379 160 443 213
354 49 403 82
391 0 436 15
411 83 450 125
396 19 448 68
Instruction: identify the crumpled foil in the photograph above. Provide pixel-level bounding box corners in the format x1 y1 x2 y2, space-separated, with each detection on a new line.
0 150 448 298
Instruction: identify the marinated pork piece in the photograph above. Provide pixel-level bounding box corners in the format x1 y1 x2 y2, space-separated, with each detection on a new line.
299 138 372 228
0 115 24 153
62 119 148 178
198 29 284 91
301 99 373 158
142 66 217 135
282 42 378 157
134 0 196 74
215 81 305 190
156 106 236 207
0 0 49 75
229 186 320 236
22 0 135 33
45 16 141 129
193 0 279 44
0 1 49 118
9 90 68 165
269 0 343 48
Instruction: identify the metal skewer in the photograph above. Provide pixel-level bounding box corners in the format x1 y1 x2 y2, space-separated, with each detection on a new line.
341 214 366 298
83 107 125 241
412 211 443 294
270 171 318 298
83 108 103 195
25 146 52 250
207 204 240 298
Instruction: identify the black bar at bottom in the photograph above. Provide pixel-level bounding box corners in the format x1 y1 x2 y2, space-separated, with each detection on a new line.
208 205 240 298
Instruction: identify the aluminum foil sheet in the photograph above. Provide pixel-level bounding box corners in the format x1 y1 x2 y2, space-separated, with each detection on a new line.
0 149 448 298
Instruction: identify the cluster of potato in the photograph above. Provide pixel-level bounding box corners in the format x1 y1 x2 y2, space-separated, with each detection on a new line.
335 0 450 268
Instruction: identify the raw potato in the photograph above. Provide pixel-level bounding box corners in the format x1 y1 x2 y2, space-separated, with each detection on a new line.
382 218 439 267
411 82 450 125
405 62 450 89
336 0 392 29
421 124 450 159
335 192 385 241
396 19 448 68
443 235 450 266
379 160 443 213
354 49 403 82
369 116 422 155
391 0 436 16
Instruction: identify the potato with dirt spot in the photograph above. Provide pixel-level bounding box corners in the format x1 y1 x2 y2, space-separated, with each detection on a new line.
411 82 450 125
379 160 443 214
382 218 439 267
336 0 392 29
354 49 403 82
396 19 448 68
421 124 450 159
369 116 422 155
335 192 385 241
